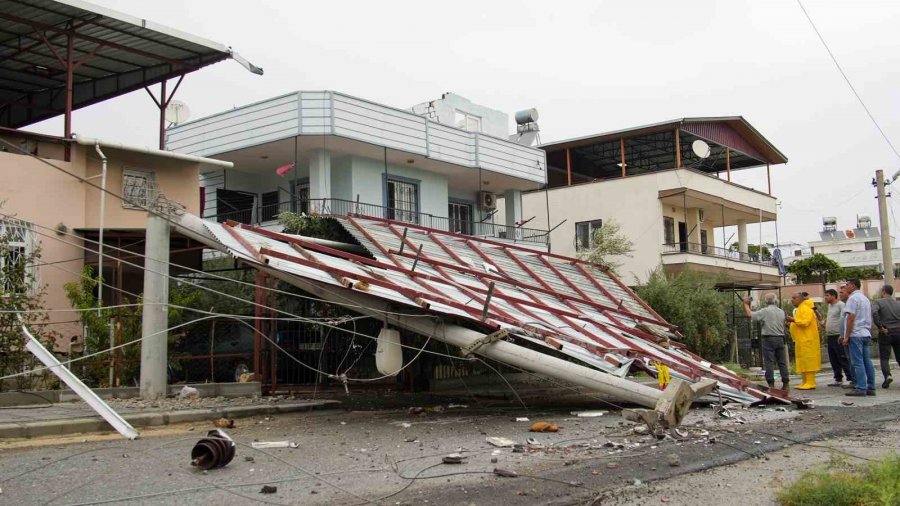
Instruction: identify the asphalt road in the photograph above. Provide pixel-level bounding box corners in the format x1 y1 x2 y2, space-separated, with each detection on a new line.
1 381 898 505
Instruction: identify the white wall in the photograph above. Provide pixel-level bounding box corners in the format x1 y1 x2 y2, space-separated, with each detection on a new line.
348 156 449 218
414 93 509 139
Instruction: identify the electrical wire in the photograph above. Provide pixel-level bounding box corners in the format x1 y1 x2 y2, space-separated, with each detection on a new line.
796 0 900 163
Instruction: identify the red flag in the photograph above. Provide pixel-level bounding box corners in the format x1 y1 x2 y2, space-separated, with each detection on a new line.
275 162 295 177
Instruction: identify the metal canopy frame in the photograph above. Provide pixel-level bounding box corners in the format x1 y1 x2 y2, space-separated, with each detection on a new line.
200 214 782 404
0 0 262 153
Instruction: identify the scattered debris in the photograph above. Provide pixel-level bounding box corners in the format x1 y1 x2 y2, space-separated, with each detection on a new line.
442 453 466 464
213 418 234 429
486 437 516 447
190 430 235 470
606 463 620 469
526 438 542 446
633 479 643 486
661 496 671 503
841 401 855 406
251 441 299 449
571 410 607 418
494 468 518 478
404 437 419 443
244 456 255 462
400 422 412 429
513 444 526 453
665 454 681 467
447 404 468 409
632 425 650 435
238 372 253 383
529 422 559 433
408 407 426 415
515 417 530 422
178 386 200 399
491 457 498 463
259 485 277 494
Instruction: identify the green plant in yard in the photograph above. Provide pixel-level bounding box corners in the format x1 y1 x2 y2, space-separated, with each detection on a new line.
777 452 900 506
635 268 730 361
578 220 634 275
277 211 357 244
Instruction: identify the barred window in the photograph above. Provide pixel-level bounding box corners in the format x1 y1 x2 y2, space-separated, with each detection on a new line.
0 219 34 294
122 169 157 209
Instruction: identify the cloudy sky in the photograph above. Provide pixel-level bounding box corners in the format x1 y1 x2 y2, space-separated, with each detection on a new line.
27 0 900 246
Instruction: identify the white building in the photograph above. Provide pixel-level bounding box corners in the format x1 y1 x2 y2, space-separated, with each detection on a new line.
165 91 548 245
785 216 898 271
499 117 787 285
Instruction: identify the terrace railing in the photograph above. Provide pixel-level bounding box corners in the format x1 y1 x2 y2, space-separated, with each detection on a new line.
661 242 775 266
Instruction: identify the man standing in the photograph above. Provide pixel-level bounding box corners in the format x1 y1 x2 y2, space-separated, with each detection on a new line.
843 279 876 397
820 288 853 386
743 294 789 391
786 292 821 389
871 285 900 388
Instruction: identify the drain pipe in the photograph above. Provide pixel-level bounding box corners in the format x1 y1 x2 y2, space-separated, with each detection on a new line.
94 142 111 387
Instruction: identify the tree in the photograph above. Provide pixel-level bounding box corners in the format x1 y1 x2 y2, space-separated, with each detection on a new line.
635 268 730 361
786 253 841 292
578 220 634 275
0 220 60 391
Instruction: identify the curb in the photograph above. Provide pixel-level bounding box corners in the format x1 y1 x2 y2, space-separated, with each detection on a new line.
0 400 341 439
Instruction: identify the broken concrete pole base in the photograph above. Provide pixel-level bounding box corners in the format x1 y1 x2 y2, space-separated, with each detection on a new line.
624 378 718 432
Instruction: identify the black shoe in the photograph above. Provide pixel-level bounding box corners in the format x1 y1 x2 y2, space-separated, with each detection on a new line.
867 390 876 396
883 376 893 389
845 390 867 397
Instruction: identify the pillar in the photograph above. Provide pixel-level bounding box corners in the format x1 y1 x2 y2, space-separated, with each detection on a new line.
140 213 170 400
504 189 523 230
685 208 701 252
308 149 331 213
737 220 748 257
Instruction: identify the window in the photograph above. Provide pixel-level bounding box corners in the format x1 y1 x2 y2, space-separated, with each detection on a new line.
122 169 157 209
448 201 473 235
700 230 709 254
386 177 419 223
1 219 33 294
865 241 878 251
575 219 603 251
216 189 255 224
290 180 310 215
663 216 675 245
260 191 279 222
454 110 482 132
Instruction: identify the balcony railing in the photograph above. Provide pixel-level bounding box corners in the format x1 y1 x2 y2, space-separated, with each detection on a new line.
661 242 775 266
210 198 550 246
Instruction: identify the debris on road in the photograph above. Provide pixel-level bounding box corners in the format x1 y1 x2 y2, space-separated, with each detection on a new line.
486 437 516 447
178 386 200 399
666 454 681 467
259 485 277 494
442 453 466 464
251 441 299 449
213 418 234 429
493 468 518 478
571 410 607 418
190 429 235 470
515 417 530 422
529 422 559 432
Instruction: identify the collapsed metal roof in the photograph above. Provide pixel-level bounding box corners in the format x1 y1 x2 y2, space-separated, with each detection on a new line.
184 214 783 405
0 0 262 129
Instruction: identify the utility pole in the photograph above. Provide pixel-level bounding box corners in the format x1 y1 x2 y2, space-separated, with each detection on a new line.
140 213 170 400
876 169 894 286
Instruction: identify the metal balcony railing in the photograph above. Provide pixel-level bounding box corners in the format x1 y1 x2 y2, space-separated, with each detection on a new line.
661 242 775 266
209 198 550 246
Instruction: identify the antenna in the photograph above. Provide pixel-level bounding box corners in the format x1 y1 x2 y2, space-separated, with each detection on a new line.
165 100 191 125
691 139 711 159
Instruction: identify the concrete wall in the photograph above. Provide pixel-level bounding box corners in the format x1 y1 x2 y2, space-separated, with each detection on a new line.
421 92 510 138
348 156 449 218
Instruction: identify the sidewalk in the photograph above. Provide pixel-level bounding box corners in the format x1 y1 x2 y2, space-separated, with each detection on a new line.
0 396 340 439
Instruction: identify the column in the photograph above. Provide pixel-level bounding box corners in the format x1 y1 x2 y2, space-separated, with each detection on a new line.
504 189 523 232
308 149 331 213
737 220 748 258
685 208 701 253
140 213 170 400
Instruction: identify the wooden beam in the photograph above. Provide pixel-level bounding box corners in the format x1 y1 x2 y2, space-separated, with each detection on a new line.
566 148 572 186
620 138 626 177
674 129 681 168
726 147 731 181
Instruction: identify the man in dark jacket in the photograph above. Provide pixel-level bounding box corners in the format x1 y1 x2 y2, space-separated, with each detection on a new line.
872 284 900 388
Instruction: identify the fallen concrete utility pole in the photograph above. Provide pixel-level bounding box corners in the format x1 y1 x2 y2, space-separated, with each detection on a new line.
21 325 139 440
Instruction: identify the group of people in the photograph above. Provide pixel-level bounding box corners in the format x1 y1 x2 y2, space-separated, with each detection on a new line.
742 279 900 397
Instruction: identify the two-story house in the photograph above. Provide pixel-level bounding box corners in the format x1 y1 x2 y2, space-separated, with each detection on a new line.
500 117 787 285
164 92 549 246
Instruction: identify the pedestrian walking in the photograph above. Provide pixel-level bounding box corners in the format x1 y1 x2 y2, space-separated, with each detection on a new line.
871 284 900 389
786 292 821 390
819 288 853 386
743 294 789 391
842 279 876 397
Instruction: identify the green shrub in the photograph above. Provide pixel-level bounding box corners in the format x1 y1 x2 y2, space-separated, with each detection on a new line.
778 453 900 506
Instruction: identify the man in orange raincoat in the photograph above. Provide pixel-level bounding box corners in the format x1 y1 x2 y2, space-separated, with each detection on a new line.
786 293 822 389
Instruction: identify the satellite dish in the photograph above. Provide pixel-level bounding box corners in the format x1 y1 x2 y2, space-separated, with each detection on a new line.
846 229 856 239
165 100 191 125
691 139 711 159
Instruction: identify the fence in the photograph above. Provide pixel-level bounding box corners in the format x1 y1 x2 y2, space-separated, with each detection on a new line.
662 242 775 266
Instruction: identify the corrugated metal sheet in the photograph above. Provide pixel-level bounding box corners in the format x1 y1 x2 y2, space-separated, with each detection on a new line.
201 215 778 404
681 121 767 162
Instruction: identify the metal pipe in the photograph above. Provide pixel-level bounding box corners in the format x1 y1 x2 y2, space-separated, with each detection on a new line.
94 142 107 327
74 135 233 168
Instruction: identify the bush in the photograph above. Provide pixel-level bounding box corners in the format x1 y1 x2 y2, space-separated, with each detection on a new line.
777 453 900 506
635 268 730 361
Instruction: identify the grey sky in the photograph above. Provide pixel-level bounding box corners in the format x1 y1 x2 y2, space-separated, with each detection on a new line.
27 0 900 247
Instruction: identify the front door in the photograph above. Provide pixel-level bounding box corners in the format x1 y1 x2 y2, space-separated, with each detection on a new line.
678 221 687 252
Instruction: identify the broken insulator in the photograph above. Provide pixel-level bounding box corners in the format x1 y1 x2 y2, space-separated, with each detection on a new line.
190 429 236 470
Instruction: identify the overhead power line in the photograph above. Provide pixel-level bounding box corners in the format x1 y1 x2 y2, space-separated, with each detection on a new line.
796 0 900 163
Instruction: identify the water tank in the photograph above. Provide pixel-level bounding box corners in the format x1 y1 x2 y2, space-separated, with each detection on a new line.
822 216 837 231
858 215 872 229
515 108 539 125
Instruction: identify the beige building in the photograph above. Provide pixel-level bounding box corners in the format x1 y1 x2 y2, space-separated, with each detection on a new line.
504 118 787 286
0 128 221 349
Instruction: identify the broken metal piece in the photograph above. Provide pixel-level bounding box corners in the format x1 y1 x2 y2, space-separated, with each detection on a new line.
459 328 508 357
493 467 518 478
191 429 236 470
442 453 466 464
